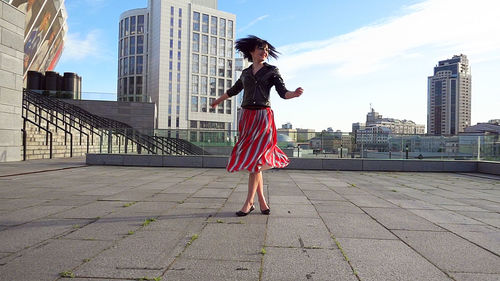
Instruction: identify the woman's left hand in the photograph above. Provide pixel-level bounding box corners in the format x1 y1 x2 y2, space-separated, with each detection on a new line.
294 87 304 97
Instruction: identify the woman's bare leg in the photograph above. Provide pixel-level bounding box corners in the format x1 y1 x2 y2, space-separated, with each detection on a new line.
240 171 260 212
255 171 269 210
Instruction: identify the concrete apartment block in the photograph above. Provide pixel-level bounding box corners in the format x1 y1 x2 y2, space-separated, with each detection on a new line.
0 2 24 162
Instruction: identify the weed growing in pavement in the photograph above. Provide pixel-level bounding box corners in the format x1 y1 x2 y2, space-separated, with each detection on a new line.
128 230 135 235
59 271 75 278
260 248 266 255
187 234 199 245
142 218 157 227
123 202 136 207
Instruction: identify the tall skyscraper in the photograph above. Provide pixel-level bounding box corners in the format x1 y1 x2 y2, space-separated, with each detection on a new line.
118 0 236 131
427 54 471 135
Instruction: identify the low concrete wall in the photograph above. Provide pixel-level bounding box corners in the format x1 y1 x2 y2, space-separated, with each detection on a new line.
84 154 496 174
62 99 155 130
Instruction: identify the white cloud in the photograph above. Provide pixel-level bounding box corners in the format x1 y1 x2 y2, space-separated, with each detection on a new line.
271 0 500 131
60 29 112 62
237 15 269 34
278 0 500 79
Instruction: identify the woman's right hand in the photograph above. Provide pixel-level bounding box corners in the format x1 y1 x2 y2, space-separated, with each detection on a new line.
210 99 219 108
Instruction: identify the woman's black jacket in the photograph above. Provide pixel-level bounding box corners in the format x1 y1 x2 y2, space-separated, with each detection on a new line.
226 63 289 108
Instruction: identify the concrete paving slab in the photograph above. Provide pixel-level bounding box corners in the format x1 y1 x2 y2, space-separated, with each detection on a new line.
146 192 192 202
48 201 125 219
363 207 445 231
182 223 265 262
385 198 443 210
408 209 483 225
0 218 93 252
267 217 335 249
0 198 49 211
393 230 500 274
0 239 112 281
0 205 74 226
269 203 318 218
269 195 310 205
75 231 184 279
312 200 365 214
164 258 260 281
451 273 500 281
262 247 357 281
438 223 500 256
302 190 345 201
337 238 453 281
322 212 397 239
343 194 398 208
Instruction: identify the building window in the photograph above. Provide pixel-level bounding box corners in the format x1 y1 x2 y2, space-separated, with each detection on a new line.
136 56 143 74
218 58 225 77
219 18 226 37
201 55 208 74
227 40 233 58
209 98 216 113
130 16 136 35
190 121 198 128
137 35 144 54
202 14 209 33
120 20 123 38
136 76 142 95
124 57 128 75
124 17 129 36
226 60 232 77
218 102 224 114
129 77 134 95
178 19 182 28
124 38 129 56
201 97 207 112
137 15 144 34
171 6 174 15
218 38 225 57
210 16 217 35
210 78 216 96
192 54 199 73
201 76 208 95
129 56 135 74
179 8 182 17
192 33 200 52
193 12 200 31
226 100 231 114
210 36 217 55
201 35 208 54
210 57 216 75
191 96 198 112
228 20 233 39
178 29 181 38
192 75 199 94
129 36 135 55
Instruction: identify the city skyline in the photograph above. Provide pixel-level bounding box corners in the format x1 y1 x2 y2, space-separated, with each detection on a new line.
55 0 500 131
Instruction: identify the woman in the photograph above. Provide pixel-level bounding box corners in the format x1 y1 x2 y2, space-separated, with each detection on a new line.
211 35 303 216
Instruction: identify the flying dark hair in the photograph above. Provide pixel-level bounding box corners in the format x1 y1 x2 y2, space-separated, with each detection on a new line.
235 35 280 62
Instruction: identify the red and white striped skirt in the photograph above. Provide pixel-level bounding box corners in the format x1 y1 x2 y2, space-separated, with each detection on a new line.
227 108 290 173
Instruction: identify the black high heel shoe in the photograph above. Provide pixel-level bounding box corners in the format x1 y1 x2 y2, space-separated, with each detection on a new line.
235 205 255 217
261 208 270 215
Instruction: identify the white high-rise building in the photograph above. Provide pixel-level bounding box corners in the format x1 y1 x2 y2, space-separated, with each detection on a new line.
427 54 471 135
118 0 236 131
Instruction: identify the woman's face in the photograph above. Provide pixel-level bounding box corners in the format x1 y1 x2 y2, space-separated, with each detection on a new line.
250 44 269 62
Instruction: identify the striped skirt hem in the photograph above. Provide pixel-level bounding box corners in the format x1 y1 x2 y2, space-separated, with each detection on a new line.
227 108 289 173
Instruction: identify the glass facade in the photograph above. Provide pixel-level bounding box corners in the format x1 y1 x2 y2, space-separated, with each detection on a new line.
118 11 148 102
190 9 235 124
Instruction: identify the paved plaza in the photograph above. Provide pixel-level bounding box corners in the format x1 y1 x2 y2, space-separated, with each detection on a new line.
0 158 499 281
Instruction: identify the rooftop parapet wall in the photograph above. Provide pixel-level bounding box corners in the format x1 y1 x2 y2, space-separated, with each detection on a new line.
86 154 500 176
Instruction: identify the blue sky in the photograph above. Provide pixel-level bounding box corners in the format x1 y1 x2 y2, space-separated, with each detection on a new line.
55 0 500 131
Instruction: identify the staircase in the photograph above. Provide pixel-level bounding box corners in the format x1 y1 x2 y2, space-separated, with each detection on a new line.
21 89 208 160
